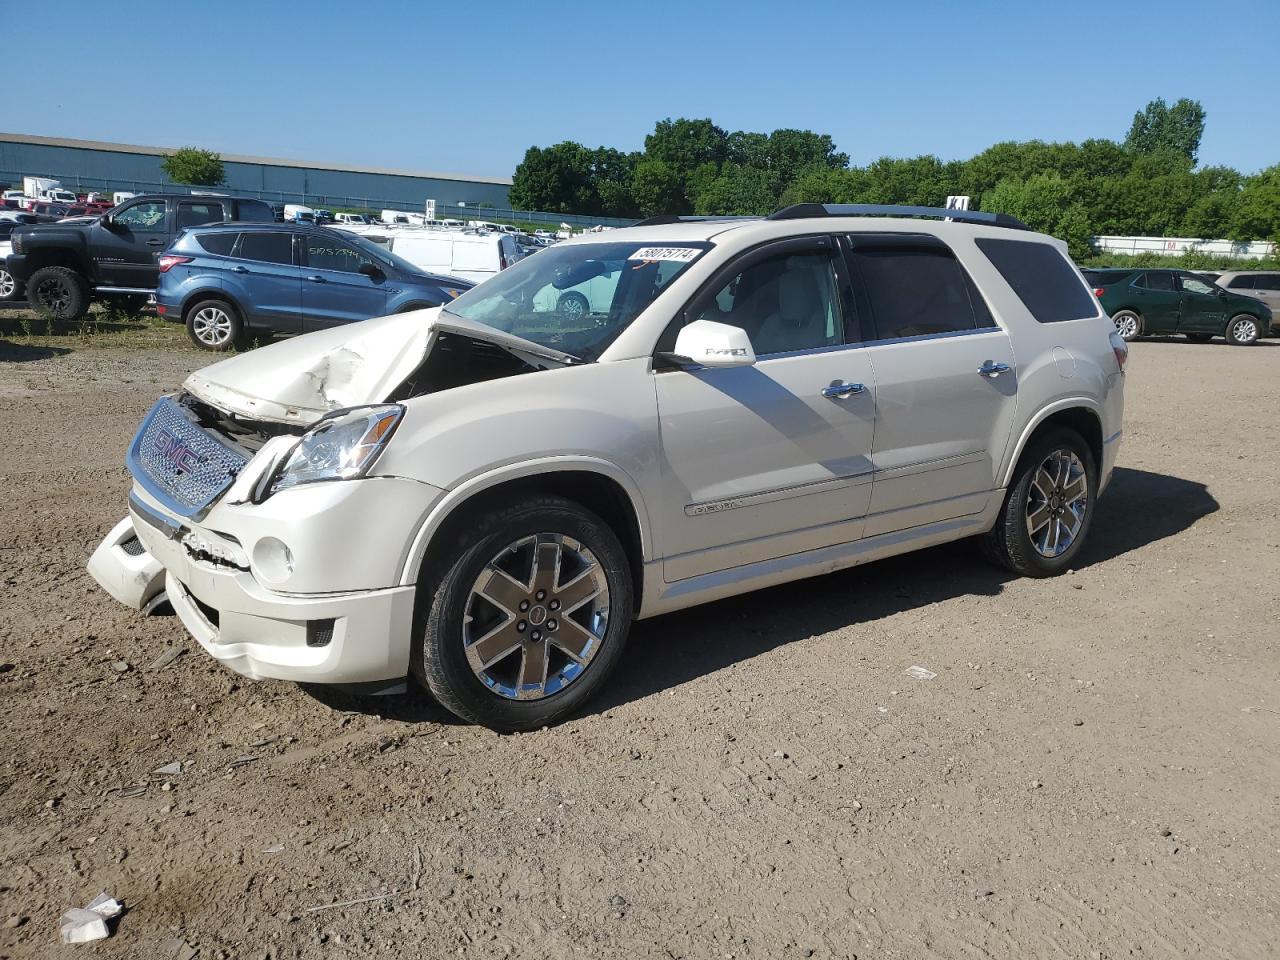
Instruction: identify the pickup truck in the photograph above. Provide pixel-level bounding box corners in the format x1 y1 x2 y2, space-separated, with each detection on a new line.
5 193 275 320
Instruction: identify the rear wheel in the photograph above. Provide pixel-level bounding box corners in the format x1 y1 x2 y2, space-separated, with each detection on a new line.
1225 314 1260 346
982 428 1097 578
413 495 633 731
0 267 23 302
1112 310 1141 341
28 266 90 321
184 298 244 351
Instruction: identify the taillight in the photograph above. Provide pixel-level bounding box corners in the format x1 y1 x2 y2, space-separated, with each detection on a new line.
499 248 508 270
1109 332 1128 371
1093 288 1106 298
157 255 192 273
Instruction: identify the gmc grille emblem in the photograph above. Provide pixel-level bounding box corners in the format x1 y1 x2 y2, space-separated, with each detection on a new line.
153 427 208 475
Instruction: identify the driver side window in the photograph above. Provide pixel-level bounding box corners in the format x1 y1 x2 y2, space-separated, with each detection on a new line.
690 250 844 357
1179 274 1216 295
114 201 166 230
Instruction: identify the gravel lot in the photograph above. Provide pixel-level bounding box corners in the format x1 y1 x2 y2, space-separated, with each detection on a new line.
1 332 1278 959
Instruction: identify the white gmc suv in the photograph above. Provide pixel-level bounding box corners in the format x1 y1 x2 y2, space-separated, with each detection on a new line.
89 204 1127 731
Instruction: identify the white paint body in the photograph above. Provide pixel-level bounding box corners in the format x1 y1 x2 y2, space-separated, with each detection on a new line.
89 216 1125 686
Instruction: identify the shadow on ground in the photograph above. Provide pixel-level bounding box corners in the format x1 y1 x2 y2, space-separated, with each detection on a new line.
0 339 71 362
308 466 1217 725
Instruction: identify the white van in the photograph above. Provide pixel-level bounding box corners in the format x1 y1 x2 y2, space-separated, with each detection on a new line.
383 230 522 285
284 204 315 223
381 210 426 226
334 213 370 224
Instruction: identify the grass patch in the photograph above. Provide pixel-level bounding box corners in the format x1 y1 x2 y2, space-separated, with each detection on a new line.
0 306 196 351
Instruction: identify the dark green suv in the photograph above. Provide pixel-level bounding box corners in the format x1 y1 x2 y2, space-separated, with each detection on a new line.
1083 268 1272 345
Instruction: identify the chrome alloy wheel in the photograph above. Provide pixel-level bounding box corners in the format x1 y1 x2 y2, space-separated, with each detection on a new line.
0 269 15 299
463 533 610 701
191 305 233 346
1026 450 1088 558
1230 316 1259 344
1113 313 1139 339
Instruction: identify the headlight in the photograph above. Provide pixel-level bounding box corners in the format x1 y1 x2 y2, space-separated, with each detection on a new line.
270 405 403 494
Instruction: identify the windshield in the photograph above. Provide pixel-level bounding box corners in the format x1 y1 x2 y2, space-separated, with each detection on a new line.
442 241 707 360
344 231 452 280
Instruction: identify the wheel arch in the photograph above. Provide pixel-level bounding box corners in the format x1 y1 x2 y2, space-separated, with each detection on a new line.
1000 401 1104 489
401 458 652 614
23 248 89 276
180 288 241 321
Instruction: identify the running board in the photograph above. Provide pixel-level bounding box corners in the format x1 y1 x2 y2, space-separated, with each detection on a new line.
94 286 154 295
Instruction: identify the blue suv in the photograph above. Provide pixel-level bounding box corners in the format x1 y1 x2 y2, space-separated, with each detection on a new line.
156 222 472 350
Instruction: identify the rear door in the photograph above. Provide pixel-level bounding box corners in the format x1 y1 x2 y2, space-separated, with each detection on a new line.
300 232 388 330
1245 274 1280 316
230 231 302 333
654 236 877 581
1130 271 1180 333
1175 272 1227 333
92 198 171 286
844 234 1018 537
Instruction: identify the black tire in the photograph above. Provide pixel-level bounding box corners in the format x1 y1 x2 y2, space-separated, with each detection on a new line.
556 291 590 319
412 495 633 731
981 427 1098 578
1225 314 1261 346
0 267 23 303
1185 333 1214 343
184 298 244 351
1111 310 1141 341
27 266 90 321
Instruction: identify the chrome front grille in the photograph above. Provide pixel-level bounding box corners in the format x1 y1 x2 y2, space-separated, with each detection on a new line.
127 396 249 518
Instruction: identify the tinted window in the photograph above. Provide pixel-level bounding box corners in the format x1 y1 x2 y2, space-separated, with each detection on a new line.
1137 271 1175 291
852 245 985 339
975 238 1097 323
306 235 374 273
235 232 294 265
176 202 222 231
195 232 237 256
114 201 166 229
1226 275 1257 289
234 200 276 223
1254 274 1280 291
691 249 845 356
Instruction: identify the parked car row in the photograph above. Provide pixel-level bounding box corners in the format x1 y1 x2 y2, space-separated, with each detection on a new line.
1083 268 1274 345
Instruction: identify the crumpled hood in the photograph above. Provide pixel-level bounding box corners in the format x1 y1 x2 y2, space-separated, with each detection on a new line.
184 307 575 425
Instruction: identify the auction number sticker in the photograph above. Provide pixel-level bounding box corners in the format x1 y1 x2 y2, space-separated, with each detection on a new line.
628 247 702 262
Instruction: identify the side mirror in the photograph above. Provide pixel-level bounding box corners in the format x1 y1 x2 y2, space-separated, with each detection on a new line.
101 215 119 231
358 262 384 280
671 319 757 368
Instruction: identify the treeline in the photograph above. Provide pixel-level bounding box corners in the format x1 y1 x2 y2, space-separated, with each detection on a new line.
508 99 1280 259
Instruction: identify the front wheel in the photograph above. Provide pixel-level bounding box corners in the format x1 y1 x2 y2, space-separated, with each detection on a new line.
413 495 633 731
1112 310 1141 341
184 298 244 351
27 266 90 321
1225 314 1260 346
0 267 23 303
981 428 1097 578
556 291 590 320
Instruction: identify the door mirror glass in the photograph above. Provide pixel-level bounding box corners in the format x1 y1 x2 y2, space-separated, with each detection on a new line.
672 319 757 368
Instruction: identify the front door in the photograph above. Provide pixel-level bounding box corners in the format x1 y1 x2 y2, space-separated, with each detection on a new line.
1130 271 1181 333
1175 272 1228 333
93 198 170 287
301 233 387 329
842 235 1019 536
654 237 877 582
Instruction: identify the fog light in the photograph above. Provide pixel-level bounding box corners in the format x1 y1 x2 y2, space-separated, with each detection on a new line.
252 536 294 584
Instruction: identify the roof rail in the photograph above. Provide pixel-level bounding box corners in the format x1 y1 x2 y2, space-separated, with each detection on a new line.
631 214 759 227
767 203 1029 230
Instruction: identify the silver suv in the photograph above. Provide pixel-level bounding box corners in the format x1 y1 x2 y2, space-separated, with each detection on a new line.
89 204 1127 731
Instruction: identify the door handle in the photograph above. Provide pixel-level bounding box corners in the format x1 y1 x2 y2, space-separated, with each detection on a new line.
978 361 1011 378
306 275 326 283
822 381 865 399
231 265 249 273
146 239 164 246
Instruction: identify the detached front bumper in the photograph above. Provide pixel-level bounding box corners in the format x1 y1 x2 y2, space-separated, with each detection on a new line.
88 475 444 685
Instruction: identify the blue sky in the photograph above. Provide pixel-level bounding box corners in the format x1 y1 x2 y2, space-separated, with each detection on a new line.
12 0 1278 177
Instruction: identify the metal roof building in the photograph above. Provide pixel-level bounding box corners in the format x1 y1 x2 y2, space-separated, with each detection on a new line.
0 132 512 212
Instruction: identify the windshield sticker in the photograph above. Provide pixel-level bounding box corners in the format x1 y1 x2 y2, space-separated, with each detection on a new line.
628 247 702 263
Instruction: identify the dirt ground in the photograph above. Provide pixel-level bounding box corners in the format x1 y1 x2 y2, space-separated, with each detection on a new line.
1 330 1278 959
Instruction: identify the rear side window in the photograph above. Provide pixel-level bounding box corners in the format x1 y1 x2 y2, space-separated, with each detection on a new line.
1226 275 1257 289
849 244 989 340
1136 271 1175 291
975 238 1097 323
235 232 295 265
235 200 276 223
195 232 237 256
1256 275 1280 291
177 202 222 231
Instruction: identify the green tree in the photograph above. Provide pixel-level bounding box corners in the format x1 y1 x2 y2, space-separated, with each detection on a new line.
1230 165 1280 242
693 164 779 216
1124 97 1206 164
509 142 594 213
643 118 730 179
630 158 686 216
161 147 224 186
